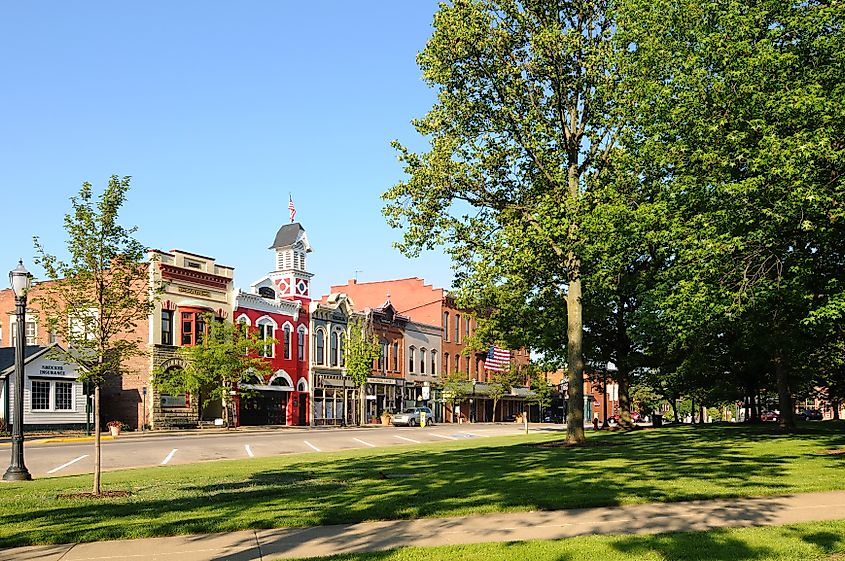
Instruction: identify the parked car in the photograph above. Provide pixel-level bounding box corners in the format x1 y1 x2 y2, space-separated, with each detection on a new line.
797 409 822 421
391 407 434 427
760 411 779 422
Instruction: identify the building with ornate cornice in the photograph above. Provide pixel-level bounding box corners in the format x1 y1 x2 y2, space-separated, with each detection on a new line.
232 223 312 426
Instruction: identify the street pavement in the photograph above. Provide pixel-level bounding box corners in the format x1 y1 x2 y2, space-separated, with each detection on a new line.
6 490 845 560
0 423 562 478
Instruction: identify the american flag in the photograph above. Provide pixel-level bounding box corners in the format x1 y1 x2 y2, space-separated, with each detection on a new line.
288 194 296 223
485 345 511 372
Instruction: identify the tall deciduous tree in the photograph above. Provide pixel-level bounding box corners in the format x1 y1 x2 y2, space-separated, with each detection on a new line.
34 176 153 494
153 314 273 427
384 0 629 444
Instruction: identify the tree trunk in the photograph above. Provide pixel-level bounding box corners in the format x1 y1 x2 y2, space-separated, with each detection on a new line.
93 384 101 495
566 272 585 444
690 398 695 424
774 353 796 431
617 367 632 429
671 394 679 423
832 401 840 420
493 398 499 422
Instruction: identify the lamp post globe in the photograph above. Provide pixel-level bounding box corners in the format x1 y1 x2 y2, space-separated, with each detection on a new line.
4 260 33 481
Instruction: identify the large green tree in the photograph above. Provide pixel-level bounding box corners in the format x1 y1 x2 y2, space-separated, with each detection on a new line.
384 0 631 444
34 176 154 494
620 0 844 431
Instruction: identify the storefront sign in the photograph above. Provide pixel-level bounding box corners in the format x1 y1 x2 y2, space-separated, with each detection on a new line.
177 286 212 298
37 363 69 377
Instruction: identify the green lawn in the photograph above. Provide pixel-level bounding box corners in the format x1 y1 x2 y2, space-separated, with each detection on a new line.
284 520 845 561
1 422 843 548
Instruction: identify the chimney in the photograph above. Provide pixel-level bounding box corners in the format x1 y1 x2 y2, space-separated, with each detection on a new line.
349 279 357 285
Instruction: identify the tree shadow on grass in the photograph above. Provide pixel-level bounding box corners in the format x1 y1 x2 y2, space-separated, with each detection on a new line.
0 422 843 549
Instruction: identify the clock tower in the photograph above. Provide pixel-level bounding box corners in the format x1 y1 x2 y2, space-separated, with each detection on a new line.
267 222 313 303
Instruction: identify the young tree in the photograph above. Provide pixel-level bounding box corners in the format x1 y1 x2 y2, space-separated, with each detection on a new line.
487 364 521 421
153 314 274 427
384 0 632 444
344 314 380 426
34 176 153 494
442 370 472 423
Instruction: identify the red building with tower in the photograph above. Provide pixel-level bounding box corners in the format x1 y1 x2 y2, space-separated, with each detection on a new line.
233 222 312 426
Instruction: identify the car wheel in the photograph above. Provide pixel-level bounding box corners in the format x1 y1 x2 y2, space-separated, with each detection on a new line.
409 418 417 427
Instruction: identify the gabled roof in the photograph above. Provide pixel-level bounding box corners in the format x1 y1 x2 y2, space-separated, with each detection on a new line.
0 345 46 374
269 223 312 252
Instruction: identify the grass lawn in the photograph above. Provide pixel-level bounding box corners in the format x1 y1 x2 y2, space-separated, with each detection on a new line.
284 520 845 561
1 422 843 548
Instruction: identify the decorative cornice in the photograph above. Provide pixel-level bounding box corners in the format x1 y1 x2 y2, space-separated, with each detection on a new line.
160 264 231 290
235 290 301 319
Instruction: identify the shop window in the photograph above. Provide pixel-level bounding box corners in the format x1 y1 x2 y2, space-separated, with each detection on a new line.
55 381 73 410
161 310 174 345
31 380 50 410
284 325 292 359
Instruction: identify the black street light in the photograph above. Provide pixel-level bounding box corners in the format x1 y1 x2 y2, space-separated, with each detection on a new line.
4 260 33 481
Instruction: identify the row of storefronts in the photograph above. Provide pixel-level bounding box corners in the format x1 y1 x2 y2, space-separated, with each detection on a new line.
0 219 531 431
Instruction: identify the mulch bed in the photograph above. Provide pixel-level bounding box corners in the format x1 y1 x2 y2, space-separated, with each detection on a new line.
56 490 132 500
823 448 845 456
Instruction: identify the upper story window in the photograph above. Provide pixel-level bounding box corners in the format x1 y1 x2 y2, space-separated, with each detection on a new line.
184 259 205 270
256 319 275 358
455 354 460 373
298 326 307 361
392 341 399 371
431 350 438 376
12 318 37 346
315 329 325 365
408 346 416 373
331 332 339 367
258 286 276 299
454 314 461 344
378 339 388 373
465 317 471 337
161 310 174 345
339 332 346 367
180 310 207 346
443 311 450 342
420 348 427 374
443 352 450 375
283 325 292 359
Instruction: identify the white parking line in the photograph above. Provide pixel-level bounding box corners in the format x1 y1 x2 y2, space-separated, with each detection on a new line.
432 433 457 440
245 445 254 458
161 449 178 465
395 435 421 444
353 437 376 448
47 455 88 474
303 440 321 452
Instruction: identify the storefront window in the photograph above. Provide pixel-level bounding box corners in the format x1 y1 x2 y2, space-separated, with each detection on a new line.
55 381 73 410
31 380 50 410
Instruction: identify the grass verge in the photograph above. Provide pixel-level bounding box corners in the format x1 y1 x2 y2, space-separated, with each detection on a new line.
283 520 845 561
1 422 843 548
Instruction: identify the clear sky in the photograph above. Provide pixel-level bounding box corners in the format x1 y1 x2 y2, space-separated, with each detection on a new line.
0 1 450 299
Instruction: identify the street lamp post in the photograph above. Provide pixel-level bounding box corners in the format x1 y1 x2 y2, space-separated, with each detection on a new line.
4 261 33 481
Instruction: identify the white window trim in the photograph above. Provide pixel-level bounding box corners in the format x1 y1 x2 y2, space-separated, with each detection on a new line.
236 314 252 326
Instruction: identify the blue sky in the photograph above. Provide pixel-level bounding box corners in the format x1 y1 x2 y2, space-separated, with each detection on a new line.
0 1 450 299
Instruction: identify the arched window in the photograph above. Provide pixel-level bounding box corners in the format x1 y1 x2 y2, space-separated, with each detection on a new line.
392 341 399 371
455 354 460 373
443 352 450 375
339 332 346 367
283 325 292 360
330 332 339 367
315 329 325 365
297 326 307 361
431 350 438 376
408 346 416 373
379 339 388 373
256 317 276 358
420 348 426 374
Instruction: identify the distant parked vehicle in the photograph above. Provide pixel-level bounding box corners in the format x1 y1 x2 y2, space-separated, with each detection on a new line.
797 409 822 421
760 411 780 422
391 407 434 427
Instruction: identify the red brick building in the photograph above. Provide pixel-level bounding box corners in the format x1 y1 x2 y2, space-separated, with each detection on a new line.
232 223 312 426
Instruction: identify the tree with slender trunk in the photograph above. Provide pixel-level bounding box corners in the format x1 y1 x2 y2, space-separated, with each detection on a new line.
34 176 154 494
344 314 380 426
384 0 630 444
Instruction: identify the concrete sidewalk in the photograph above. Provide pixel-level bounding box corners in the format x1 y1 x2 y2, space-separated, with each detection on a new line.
5 490 845 561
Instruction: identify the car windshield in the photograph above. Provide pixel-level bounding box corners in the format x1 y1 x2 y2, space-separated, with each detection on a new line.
402 408 418 414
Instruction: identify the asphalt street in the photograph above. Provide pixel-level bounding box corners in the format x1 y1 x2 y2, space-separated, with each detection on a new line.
6 423 564 478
